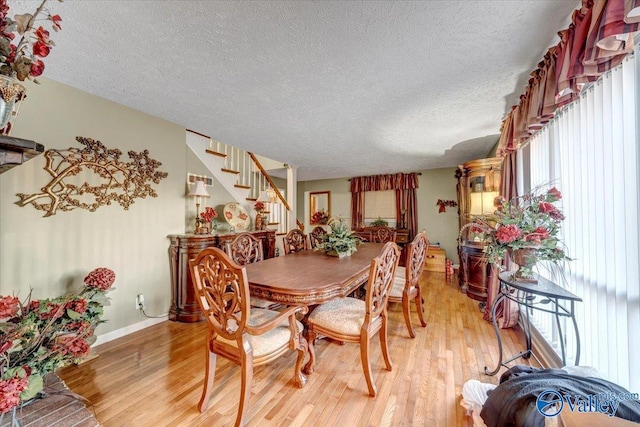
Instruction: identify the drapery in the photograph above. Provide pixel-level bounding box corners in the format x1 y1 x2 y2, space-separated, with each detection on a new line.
350 173 419 240
497 0 639 155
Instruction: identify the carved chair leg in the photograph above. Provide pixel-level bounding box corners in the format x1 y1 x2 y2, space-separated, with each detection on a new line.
360 331 377 397
303 330 317 375
293 334 308 388
415 290 427 328
380 316 393 371
197 346 217 413
402 293 416 338
235 352 253 427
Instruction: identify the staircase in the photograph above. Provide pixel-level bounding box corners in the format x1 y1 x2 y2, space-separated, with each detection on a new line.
185 130 294 235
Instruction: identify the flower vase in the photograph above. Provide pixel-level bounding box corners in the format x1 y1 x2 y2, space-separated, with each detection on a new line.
0 75 26 135
508 247 539 283
195 221 211 235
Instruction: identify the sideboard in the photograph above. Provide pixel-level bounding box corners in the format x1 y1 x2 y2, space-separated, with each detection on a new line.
167 229 276 322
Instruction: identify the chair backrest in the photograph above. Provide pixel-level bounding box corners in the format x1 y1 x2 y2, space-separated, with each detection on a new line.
189 247 251 341
309 226 327 249
225 232 264 265
371 226 396 243
365 242 401 318
283 229 309 255
405 232 429 286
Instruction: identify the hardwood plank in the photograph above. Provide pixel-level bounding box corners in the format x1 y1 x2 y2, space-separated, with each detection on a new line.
57 272 533 426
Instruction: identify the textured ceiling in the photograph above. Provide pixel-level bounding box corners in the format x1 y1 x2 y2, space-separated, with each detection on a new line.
16 1 577 181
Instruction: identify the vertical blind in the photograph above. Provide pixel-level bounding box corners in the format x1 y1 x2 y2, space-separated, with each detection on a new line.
523 45 639 391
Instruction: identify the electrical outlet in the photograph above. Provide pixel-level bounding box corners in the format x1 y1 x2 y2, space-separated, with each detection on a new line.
136 294 145 310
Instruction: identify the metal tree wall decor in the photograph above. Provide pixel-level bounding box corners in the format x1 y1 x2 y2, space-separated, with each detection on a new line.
15 136 168 217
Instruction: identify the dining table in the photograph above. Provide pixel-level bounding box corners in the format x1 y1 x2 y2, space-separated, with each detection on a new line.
244 242 384 374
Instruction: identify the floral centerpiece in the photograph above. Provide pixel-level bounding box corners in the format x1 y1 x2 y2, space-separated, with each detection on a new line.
254 201 265 213
468 186 570 282
315 217 362 257
199 206 218 232
0 0 62 133
0 267 114 415
310 209 329 225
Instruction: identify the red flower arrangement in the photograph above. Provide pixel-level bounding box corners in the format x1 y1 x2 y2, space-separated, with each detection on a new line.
199 206 218 223
254 201 265 213
0 267 114 414
468 186 570 277
0 0 63 82
310 209 329 225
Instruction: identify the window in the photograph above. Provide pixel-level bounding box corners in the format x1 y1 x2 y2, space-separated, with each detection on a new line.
521 47 639 391
364 190 396 224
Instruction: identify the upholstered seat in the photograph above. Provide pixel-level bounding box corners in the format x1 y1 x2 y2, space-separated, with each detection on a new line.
216 308 304 357
189 247 308 427
387 232 429 338
306 242 401 397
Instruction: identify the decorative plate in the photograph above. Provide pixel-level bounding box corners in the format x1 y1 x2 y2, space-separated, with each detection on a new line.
223 202 250 230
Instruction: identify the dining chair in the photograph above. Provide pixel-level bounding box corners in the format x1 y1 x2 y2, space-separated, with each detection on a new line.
388 231 429 338
371 226 396 243
225 232 273 309
306 241 401 397
309 226 327 249
282 228 309 254
189 247 308 427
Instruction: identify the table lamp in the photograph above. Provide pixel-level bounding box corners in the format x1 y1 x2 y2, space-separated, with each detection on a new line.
188 180 210 233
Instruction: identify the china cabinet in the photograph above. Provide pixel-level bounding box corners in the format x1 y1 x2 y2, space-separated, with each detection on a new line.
455 157 502 303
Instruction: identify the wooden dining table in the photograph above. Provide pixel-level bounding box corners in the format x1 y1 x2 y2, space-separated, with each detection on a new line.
244 242 384 374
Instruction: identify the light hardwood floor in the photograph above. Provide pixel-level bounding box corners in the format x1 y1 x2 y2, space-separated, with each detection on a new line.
58 272 534 427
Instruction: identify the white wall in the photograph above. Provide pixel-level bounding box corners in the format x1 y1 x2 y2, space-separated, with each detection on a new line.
0 78 186 337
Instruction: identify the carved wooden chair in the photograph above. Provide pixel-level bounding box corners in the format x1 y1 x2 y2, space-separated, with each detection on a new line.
309 226 327 249
189 247 308 427
305 241 400 397
388 231 429 338
371 226 396 243
282 229 309 255
225 232 273 309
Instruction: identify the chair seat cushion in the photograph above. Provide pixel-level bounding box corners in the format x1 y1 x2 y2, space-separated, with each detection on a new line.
307 297 365 336
250 296 276 308
389 276 417 298
395 266 406 278
218 308 303 357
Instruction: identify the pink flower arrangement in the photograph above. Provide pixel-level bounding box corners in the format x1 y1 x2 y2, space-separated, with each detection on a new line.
0 267 114 414
0 0 63 82
468 186 570 276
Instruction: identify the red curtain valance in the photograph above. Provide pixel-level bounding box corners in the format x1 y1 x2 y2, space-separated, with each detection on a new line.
350 172 419 193
497 0 639 156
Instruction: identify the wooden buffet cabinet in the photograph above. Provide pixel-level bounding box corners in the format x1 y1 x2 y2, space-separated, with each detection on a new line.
455 157 502 303
167 230 276 322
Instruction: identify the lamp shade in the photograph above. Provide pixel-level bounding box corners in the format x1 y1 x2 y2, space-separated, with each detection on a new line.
256 190 270 202
469 191 499 215
188 181 210 198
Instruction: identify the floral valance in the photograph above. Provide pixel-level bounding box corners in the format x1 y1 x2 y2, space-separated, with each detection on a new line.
497 0 640 155
350 172 419 193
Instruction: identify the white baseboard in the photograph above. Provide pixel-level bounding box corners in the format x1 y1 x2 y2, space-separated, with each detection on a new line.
93 315 168 347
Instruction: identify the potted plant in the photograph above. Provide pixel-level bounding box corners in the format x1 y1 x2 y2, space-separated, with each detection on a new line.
370 217 389 227
468 186 570 282
315 217 362 257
